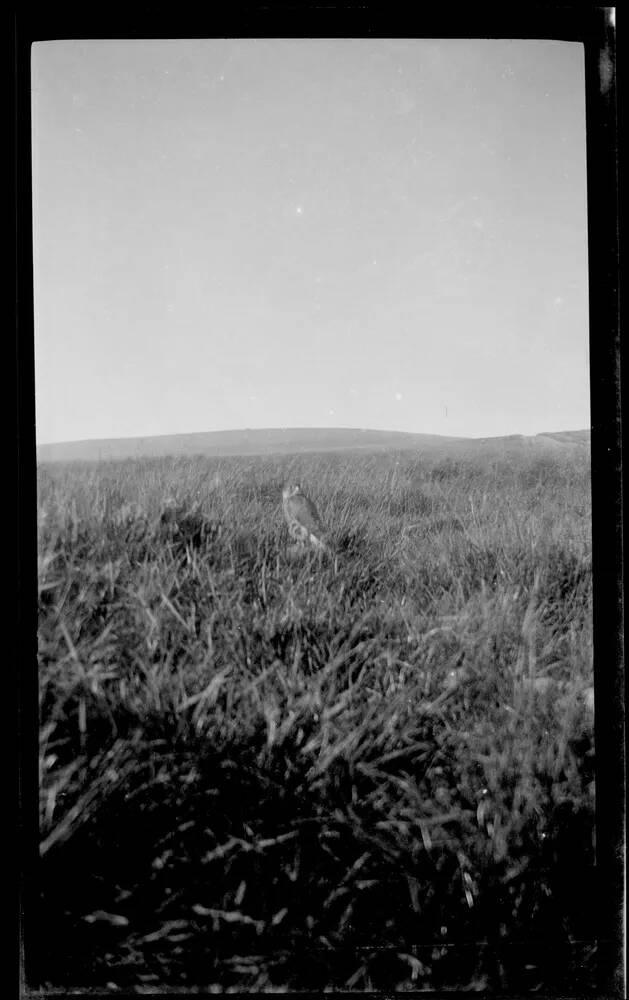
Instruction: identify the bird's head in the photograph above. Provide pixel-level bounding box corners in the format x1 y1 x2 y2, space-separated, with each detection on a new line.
282 483 301 500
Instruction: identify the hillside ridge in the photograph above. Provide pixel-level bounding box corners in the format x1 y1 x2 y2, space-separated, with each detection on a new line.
37 426 590 463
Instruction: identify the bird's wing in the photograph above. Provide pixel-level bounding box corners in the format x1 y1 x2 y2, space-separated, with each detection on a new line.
292 495 325 536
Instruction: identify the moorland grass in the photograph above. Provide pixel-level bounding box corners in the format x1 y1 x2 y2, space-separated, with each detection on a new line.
36 447 595 991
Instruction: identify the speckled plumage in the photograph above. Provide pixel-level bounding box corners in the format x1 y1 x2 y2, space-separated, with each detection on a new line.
282 484 329 551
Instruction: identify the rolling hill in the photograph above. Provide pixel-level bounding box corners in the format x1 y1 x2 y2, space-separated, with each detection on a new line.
36 427 590 463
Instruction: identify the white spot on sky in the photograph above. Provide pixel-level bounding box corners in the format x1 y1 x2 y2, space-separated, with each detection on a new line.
328 409 335 416
553 296 564 308
295 205 304 215
395 392 403 401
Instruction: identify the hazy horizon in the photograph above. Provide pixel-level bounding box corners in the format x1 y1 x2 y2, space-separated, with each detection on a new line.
32 38 590 446
37 422 590 449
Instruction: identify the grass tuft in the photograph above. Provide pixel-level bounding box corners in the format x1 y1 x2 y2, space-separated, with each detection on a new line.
36 447 594 992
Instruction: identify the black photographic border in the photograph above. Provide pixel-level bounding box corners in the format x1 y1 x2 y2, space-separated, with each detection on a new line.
14 8 623 997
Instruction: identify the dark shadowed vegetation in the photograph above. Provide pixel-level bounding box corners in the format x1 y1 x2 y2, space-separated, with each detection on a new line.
36 447 595 992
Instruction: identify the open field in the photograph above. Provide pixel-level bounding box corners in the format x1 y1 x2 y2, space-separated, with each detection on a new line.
36 445 595 992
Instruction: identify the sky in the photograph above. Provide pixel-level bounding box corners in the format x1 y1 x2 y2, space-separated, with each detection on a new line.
32 38 590 444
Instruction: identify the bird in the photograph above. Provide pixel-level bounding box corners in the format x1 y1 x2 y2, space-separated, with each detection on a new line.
282 483 331 553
